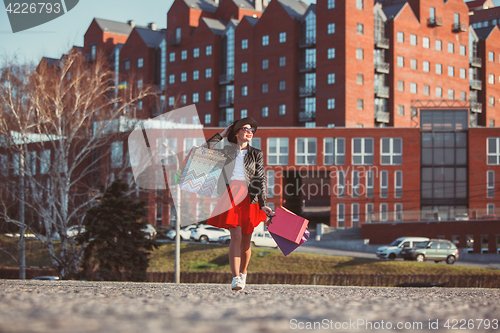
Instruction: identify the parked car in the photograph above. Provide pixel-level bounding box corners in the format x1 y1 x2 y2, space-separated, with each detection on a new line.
482 214 497 220
454 213 469 221
400 239 459 264
218 231 278 248
66 225 85 238
376 237 429 260
33 276 60 281
219 234 231 244
166 224 198 240
190 225 230 243
142 224 157 239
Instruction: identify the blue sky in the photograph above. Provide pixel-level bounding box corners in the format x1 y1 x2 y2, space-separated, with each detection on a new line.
0 0 495 65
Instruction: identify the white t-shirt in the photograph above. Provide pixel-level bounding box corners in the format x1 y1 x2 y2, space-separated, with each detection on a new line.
231 149 248 181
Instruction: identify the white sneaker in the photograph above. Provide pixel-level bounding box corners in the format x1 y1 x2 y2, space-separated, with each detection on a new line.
231 276 243 290
239 273 247 290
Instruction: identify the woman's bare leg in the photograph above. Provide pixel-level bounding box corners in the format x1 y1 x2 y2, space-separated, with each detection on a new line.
240 233 252 274
229 226 242 277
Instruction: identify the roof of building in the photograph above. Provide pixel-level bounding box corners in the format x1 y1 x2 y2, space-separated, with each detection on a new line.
381 2 407 20
242 15 259 26
202 17 227 35
375 0 408 7
135 27 165 48
94 18 136 35
233 0 261 11
474 25 497 39
277 0 308 19
41 57 60 67
183 0 218 12
469 6 500 22
467 0 495 11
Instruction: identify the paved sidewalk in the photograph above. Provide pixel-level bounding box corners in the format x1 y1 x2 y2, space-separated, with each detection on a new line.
1 280 499 333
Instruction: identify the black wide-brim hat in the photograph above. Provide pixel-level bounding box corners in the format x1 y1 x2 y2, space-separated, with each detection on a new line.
228 117 258 143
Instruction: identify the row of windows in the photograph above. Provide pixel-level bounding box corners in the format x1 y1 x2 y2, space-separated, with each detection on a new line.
396 33 467 55
124 58 144 70
396 81 468 100
169 45 212 62
168 91 212 106
168 69 213 83
337 203 403 226
396 57 469 77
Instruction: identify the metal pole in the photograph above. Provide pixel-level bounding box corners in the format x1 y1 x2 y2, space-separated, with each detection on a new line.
19 146 26 280
174 184 181 283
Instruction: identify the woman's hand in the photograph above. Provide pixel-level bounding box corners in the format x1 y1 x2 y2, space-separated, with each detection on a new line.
220 123 233 138
261 206 274 216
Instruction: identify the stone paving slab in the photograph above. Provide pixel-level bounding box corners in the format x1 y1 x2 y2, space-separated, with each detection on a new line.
0 280 499 333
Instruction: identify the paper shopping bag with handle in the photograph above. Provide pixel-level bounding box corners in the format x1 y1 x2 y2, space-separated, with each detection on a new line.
270 229 310 256
267 206 309 244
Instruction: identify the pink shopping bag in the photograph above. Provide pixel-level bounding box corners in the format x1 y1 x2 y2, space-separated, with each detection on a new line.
267 206 309 244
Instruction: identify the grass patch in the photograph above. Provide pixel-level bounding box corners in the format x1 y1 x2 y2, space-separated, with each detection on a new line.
0 235 56 268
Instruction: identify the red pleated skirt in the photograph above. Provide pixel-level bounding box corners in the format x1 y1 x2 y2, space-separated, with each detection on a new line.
207 180 267 235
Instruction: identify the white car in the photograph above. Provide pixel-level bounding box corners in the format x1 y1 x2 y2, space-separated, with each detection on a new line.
376 237 429 260
218 231 278 248
190 225 230 243
142 224 157 239
166 224 198 241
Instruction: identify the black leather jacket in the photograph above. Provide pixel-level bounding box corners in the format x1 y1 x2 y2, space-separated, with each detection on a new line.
205 133 267 208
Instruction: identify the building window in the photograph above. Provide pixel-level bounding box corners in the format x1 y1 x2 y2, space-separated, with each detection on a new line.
381 138 402 165
490 96 495 106
410 83 417 94
460 68 466 79
397 32 404 43
242 39 248 49
460 45 466 56
489 74 495 84
460 91 467 101
357 73 363 85
397 81 404 91
328 73 335 84
242 62 248 73
192 93 199 103
111 142 123 168
137 80 143 89
488 170 495 198
337 204 345 227
436 40 442 51
205 114 211 124
488 203 495 216
262 106 269 117
357 99 364 110
352 203 359 226
181 50 187 60
205 91 211 101
352 171 360 198
279 104 286 115
357 23 364 34
125 60 130 70
423 61 430 72
262 35 269 46
324 138 345 165
328 23 335 34
296 138 317 165
262 59 269 70
138 58 143 68
395 170 403 198
352 138 373 165
489 51 494 62
168 96 174 106
328 48 336 59
206 68 212 78
193 48 199 58
193 70 199 80
411 59 417 70
380 170 388 198
423 37 430 48
410 34 417 46
491 119 496 127
397 56 404 67
181 95 186 104
487 138 500 164
448 66 454 77
397 105 404 116
181 72 187 82
267 170 275 198
206 45 212 55
169 74 175 84
169 52 175 62
366 203 374 222
436 64 442 74
436 87 442 98
424 85 430 96
380 204 388 222
328 0 335 9
356 0 363 10
241 86 248 96
356 48 363 60
279 32 286 43
262 83 268 93
327 98 335 110
268 138 288 165
279 80 286 91
241 109 248 118
279 56 286 67
395 204 403 222
448 43 454 53
448 89 454 100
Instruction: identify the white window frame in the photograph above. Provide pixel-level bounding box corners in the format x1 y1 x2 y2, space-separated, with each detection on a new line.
397 32 404 43
487 203 495 215
394 203 403 222
410 34 417 46
337 203 345 227
337 170 345 198
381 138 402 165
488 138 500 165
380 203 388 222
267 138 289 165
352 203 359 226
352 171 360 198
488 170 495 198
366 170 374 198
380 170 388 198
324 138 345 165
267 169 275 198
352 138 373 165
295 138 317 165
395 170 403 198
423 37 430 48
366 203 374 223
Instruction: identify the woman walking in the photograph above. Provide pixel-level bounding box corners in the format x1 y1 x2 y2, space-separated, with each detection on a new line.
205 117 273 290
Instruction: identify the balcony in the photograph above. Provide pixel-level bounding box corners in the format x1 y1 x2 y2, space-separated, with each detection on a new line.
299 111 315 122
299 85 316 97
374 37 390 49
452 22 467 32
375 62 390 74
168 36 181 46
299 36 316 48
219 74 234 84
470 79 482 90
218 97 234 107
428 16 443 27
375 111 390 123
374 86 390 98
470 57 482 68
299 61 316 72
470 102 482 113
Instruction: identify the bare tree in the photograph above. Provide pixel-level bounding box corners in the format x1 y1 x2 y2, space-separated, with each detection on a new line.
0 50 153 279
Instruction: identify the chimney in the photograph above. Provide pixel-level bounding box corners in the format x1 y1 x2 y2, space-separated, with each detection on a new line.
127 20 135 28
255 0 262 12
148 22 157 30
